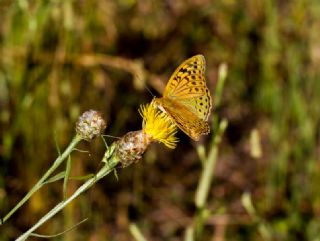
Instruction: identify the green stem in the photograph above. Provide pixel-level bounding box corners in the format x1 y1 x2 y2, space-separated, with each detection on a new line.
15 149 120 241
192 120 228 238
195 119 228 208
129 223 148 241
2 135 82 224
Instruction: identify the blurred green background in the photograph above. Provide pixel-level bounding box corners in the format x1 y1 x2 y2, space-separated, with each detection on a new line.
1 0 320 240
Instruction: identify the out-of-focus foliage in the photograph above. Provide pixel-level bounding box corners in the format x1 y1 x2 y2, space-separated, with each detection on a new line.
1 0 320 240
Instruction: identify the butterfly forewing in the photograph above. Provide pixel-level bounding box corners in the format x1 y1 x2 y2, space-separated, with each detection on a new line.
163 55 206 98
164 55 212 121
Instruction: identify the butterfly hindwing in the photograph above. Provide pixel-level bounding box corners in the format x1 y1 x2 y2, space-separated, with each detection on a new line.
178 93 212 121
156 98 210 141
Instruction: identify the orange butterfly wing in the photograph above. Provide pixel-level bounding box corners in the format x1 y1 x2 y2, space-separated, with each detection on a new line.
154 55 212 140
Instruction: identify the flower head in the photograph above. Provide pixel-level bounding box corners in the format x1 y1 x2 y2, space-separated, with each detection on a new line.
115 130 151 167
114 102 178 168
76 110 106 140
139 102 178 149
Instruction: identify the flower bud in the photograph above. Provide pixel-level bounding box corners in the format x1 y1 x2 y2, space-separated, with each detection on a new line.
76 110 106 140
115 130 152 167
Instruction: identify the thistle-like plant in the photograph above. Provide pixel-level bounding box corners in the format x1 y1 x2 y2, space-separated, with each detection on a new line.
2 102 178 241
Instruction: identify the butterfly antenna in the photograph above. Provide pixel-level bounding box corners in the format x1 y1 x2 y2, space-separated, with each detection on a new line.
133 70 157 98
144 85 156 98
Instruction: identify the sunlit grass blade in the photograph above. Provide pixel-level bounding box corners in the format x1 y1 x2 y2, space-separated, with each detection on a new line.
43 172 66 185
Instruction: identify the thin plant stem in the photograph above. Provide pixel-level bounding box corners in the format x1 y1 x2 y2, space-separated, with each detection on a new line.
195 119 228 208
214 63 228 108
1 135 82 224
15 144 120 241
184 226 194 241
242 193 272 241
193 119 228 238
129 223 148 241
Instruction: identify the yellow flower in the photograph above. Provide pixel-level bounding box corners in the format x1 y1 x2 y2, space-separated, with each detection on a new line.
139 102 178 149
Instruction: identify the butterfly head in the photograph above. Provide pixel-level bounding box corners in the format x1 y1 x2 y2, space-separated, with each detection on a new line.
152 98 167 114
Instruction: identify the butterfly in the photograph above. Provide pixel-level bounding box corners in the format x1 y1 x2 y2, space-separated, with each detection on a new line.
153 55 212 141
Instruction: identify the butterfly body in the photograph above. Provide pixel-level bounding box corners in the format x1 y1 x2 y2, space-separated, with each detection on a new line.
154 55 212 141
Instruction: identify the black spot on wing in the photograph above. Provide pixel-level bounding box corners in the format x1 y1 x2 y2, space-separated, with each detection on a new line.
179 68 188 74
